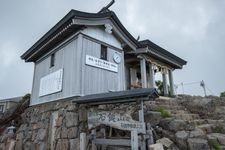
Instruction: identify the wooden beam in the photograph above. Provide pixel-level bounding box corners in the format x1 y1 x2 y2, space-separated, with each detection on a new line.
95 138 131 146
80 133 87 150
91 129 97 150
168 69 175 96
149 63 154 88
140 58 147 88
131 130 138 150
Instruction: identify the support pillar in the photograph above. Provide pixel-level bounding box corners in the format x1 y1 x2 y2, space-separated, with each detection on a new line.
130 68 137 89
168 69 175 96
149 63 154 88
162 69 169 96
140 58 147 88
80 133 87 150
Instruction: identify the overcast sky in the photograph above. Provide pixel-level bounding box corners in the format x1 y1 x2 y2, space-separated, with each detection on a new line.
0 0 225 99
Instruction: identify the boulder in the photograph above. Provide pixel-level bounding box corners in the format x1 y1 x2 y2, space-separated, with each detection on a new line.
197 124 214 133
55 139 68 150
159 118 173 129
168 119 186 132
35 129 47 142
145 111 162 126
68 127 78 139
149 143 164 150
187 138 210 150
14 140 23 150
156 137 173 148
69 138 79 150
175 130 189 149
189 128 205 138
55 116 63 127
24 142 32 150
207 133 225 145
65 112 78 127
5 139 16 150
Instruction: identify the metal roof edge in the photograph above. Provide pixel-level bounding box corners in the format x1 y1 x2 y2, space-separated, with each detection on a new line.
139 40 187 66
21 9 140 62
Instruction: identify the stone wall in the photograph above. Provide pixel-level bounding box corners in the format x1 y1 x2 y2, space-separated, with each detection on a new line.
0 99 141 150
0 99 84 150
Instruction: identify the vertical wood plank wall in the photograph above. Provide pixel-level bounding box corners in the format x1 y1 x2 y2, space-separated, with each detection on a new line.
31 36 82 105
82 37 124 95
31 27 125 105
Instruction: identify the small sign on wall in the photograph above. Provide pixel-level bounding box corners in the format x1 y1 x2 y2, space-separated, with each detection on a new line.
39 69 63 97
86 55 118 73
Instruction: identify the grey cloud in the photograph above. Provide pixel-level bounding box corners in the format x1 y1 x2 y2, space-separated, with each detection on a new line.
0 0 224 98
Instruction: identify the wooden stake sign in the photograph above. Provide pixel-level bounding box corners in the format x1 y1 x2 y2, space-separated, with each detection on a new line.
88 110 146 133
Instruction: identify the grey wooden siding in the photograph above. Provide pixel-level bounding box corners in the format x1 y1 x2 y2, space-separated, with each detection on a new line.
81 37 125 95
31 36 83 105
31 29 125 105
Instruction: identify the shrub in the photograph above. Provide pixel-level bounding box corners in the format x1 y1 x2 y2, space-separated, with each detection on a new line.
155 106 172 118
208 139 221 150
212 126 224 133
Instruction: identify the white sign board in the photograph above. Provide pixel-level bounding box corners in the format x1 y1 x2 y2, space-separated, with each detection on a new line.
85 55 118 73
39 69 63 97
88 110 146 133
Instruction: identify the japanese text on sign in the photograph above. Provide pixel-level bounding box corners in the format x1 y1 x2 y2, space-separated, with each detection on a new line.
88 110 145 133
85 55 118 72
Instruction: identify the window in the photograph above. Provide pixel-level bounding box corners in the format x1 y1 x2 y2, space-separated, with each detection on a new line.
100 45 107 60
0 105 4 113
50 53 55 67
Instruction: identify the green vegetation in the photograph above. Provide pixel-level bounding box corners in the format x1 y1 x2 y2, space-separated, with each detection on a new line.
156 106 172 118
155 80 171 96
212 126 224 133
155 80 164 95
208 139 221 150
220 91 225 98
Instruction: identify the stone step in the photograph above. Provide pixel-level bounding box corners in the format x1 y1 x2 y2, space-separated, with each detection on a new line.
206 119 224 124
207 133 225 146
168 110 190 115
150 104 184 111
173 113 200 121
189 119 225 126
154 101 180 105
197 124 215 133
190 119 208 126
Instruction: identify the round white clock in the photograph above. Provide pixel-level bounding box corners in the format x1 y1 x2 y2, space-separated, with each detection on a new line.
113 52 121 64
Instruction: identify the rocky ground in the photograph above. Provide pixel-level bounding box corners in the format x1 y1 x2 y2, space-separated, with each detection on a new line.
1 95 225 150
146 95 225 150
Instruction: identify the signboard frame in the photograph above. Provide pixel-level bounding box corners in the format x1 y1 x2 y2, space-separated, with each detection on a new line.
39 69 63 97
88 110 146 133
85 55 118 73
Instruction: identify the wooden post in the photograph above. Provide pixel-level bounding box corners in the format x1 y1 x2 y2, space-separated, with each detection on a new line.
146 123 154 146
130 68 137 89
168 69 175 96
162 69 169 96
131 130 138 150
91 129 97 150
109 127 112 137
80 132 87 150
140 58 147 88
139 108 146 150
149 63 154 88
101 128 107 150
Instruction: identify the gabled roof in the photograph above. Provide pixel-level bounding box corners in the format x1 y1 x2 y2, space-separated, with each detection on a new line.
138 40 187 69
21 9 187 69
21 9 140 62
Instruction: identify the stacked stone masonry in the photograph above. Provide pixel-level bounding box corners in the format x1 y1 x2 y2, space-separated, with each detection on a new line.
1 96 225 150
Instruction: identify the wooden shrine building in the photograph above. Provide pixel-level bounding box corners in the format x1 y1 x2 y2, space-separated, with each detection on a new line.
21 8 186 106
